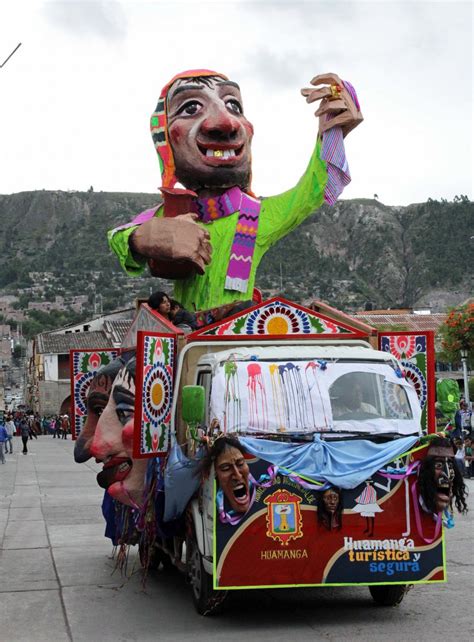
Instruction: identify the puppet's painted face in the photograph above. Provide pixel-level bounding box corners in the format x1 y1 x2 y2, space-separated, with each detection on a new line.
432 456 455 512
90 363 147 509
322 490 340 514
167 76 253 192
74 370 115 464
216 446 250 513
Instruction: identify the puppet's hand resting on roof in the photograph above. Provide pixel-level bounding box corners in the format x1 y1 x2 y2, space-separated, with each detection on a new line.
301 72 363 138
130 213 212 275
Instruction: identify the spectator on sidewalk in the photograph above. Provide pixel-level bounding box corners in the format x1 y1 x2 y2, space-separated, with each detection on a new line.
61 415 70 439
19 418 30 454
5 415 15 454
0 420 8 464
41 416 51 435
53 416 61 438
454 438 466 477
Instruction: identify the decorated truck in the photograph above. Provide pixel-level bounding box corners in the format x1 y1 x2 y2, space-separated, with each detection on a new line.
71 297 467 615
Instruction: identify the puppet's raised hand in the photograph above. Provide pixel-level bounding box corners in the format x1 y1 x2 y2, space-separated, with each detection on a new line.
130 213 212 276
301 72 363 137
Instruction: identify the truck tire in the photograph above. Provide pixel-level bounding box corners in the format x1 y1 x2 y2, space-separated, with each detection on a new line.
369 584 408 606
186 531 227 616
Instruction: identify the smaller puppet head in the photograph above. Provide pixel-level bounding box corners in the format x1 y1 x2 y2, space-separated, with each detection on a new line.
74 357 125 464
90 356 148 510
202 435 250 513
418 437 468 515
317 486 343 530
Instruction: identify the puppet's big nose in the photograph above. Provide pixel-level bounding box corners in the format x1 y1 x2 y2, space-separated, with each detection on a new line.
200 104 239 139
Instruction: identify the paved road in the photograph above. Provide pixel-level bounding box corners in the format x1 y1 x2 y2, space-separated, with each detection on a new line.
0 437 472 642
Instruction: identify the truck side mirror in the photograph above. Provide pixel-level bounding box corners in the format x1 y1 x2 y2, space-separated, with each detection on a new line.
181 385 205 425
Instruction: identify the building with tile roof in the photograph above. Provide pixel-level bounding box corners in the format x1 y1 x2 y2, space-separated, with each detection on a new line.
27 309 134 415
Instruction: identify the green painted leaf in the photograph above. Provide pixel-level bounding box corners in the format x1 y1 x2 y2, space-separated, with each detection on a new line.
145 423 152 451
309 316 325 333
162 338 170 365
148 338 156 365
232 316 246 334
158 423 167 449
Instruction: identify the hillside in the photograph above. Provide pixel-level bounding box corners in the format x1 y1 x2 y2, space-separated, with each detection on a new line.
0 191 472 334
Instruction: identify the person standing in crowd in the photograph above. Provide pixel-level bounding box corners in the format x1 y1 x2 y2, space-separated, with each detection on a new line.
41 416 50 435
61 414 69 439
454 400 471 439
28 415 38 440
0 420 8 463
464 436 472 478
454 438 466 477
53 416 61 438
5 415 15 454
19 417 30 454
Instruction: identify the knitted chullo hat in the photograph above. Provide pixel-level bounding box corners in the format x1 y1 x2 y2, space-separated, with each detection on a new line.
150 69 228 189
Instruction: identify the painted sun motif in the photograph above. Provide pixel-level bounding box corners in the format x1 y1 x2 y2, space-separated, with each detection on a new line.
143 363 173 427
245 304 312 335
402 361 427 409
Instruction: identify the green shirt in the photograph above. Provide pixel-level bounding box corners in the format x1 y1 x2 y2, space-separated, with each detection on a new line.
108 139 327 311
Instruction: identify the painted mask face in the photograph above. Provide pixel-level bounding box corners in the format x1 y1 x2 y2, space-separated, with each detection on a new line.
90 361 147 509
432 456 455 512
322 490 340 514
74 368 116 464
215 446 250 513
167 76 253 191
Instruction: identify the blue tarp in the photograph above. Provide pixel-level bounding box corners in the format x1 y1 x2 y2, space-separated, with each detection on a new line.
240 435 419 489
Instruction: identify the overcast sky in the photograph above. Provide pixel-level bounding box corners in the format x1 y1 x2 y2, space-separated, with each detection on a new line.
1 0 472 205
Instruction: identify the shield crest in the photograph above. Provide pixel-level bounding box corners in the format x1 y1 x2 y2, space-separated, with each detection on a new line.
264 489 303 546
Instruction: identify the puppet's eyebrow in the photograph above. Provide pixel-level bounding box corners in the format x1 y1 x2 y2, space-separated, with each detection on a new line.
217 80 240 91
112 385 135 405
169 83 205 101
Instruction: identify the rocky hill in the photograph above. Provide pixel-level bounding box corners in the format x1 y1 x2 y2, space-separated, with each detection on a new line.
0 190 471 324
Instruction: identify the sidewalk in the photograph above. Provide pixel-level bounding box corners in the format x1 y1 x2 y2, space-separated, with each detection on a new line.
0 436 212 642
0 437 143 642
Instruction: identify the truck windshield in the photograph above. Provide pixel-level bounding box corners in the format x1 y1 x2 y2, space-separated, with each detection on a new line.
209 359 421 437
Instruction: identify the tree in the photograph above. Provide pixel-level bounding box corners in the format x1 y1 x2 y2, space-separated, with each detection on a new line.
438 303 474 367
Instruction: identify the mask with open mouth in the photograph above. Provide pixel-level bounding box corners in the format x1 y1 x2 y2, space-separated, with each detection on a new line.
214 443 250 514
90 357 147 509
418 438 468 515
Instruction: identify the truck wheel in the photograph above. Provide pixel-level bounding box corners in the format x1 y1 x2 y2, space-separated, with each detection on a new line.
369 584 408 606
186 533 227 616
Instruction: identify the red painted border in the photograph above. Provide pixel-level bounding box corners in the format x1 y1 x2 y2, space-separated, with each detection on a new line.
69 348 120 440
377 331 436 434
133 330 177 459
188 296 368 341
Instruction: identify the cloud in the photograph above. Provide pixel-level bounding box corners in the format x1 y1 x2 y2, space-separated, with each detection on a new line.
42 0 127 40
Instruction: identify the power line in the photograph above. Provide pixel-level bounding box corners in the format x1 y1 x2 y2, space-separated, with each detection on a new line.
1 43 22 68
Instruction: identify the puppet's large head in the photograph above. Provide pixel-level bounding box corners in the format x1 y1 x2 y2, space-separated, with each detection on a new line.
90 357 148 509
150 70 254 193
418 437 468 515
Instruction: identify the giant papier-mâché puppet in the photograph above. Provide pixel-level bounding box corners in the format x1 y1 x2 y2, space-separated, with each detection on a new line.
108 70 362 312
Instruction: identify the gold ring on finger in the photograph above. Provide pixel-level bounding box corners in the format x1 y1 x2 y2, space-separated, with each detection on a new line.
329 83 342 100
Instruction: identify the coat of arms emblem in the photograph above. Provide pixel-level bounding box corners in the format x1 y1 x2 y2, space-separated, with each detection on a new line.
264 489 303 546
